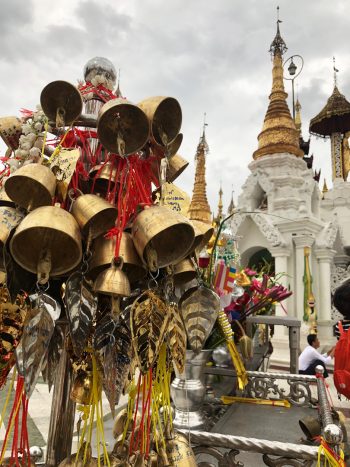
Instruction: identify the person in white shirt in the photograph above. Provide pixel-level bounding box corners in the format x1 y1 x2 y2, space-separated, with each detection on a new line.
299 334 335 378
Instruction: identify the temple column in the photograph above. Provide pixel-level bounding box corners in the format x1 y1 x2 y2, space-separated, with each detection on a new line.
270 247 291 340
315 248 336 342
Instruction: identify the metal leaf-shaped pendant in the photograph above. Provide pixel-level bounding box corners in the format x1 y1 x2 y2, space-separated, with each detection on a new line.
22 305 55 397
65 272 97 357
167 302 187 374
94 313 117 351
103 345 131 416
46 326 64 391
130 290 169 374
179 285 220 354
29 293 61 321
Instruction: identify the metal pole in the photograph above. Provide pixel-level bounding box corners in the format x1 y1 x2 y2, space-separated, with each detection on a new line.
289 325 300 374
46 322 76 466
291 78 295 121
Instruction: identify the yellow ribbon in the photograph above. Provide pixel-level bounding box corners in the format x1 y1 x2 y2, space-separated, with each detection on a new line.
317 439 345 466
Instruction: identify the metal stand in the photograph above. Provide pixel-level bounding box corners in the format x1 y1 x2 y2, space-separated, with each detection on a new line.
45 323 75 466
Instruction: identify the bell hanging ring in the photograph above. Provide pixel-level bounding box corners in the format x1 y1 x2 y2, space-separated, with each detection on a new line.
89 232 146 283
138 96 182 147
4 163 57 210
94 257 131 298
10 205 82 280
40 80 83 127
70 370 94 405
70 192 118 240
97 98 149 156
131 205 195 271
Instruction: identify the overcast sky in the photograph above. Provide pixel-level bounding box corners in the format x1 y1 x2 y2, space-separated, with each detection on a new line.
1 0 349 215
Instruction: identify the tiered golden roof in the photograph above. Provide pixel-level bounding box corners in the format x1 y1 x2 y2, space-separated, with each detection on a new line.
253 22 303 160
309 85 350 137
188 130 212 225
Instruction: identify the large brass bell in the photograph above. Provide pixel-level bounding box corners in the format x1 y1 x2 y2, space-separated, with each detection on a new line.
0 116 22 150
89 232 145 283
10 205 82 279
173 257 197 286
4 163 56 210
97 98 149 156
150 133 184 186
71 193 118 240
138 96 182 146
70 370 94 405
0 207 24 271
89 162 118 195
58 443 98 466
40 80 83 127
299 416 321 440
132 205 195 270
94 258 131 297
166 154 189 183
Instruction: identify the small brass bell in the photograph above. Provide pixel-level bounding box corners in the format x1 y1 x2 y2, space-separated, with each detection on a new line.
0 116 23 150
94 258 131 298
163 433 197 466
173 257 197 286
131 205 195 270
190 220 214 251
166 154 189 183
89 162 118 195
89 232 146 283
70 192 118 240
4 163 57 210
40 80 83 127
97 98 149 156
70 370 94 405
138 96 182 146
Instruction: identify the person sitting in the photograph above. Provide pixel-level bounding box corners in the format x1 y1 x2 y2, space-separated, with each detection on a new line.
299 334 335 378
333 279 350 339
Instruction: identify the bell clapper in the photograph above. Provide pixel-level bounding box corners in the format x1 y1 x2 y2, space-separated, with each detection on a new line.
111 295 121 318
159 158 168 206
56 106 66 128
117 131 126 157
37 248 52 285
144 242 158 271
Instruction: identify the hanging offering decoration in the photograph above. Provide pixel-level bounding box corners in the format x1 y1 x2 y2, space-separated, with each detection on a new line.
0 55 221 465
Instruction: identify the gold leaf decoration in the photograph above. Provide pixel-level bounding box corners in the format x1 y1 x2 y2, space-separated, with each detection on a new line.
167 302 187 374
130 290 169 374
179 285 220 354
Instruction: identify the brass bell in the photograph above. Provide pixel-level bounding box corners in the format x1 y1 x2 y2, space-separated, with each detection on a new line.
89 232 146 283
191 220 214 251
89 162 118 195
0 116 23 150
166 154 189 183
71 193 118 240
299 416 321 440
0 188 16 208
150 133 184 186
168 133 183 159
10 205 82 278
131 205 195 270
173 257 197 286
70 370 93 405
40 80 83 127
0 207 24 271
94 258 131 297
97 98 149 156
138 96 182 146
4 163 57 210
163 433 197 466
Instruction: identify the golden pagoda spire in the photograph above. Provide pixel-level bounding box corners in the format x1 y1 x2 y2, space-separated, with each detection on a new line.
228 189 235 215
217 183 223 222
188 118 212 225
295 98 302 135
253 10 303 160
322 178 328 196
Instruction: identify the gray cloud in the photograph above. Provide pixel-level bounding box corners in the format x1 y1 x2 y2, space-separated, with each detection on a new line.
0 0 349 213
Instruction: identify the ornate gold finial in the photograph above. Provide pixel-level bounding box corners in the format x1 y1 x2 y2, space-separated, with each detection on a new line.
217 182 223 222
228 188 235 215
116 68 123 97
322 178 328 197
253 15 303 160
188 117 212 225
333 56 339 87
295 98 302 134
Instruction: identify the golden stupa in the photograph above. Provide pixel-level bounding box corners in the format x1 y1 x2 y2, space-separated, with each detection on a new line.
253 20 303 159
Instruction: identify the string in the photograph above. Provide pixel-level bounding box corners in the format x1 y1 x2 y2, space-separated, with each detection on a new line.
0 368 17 428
